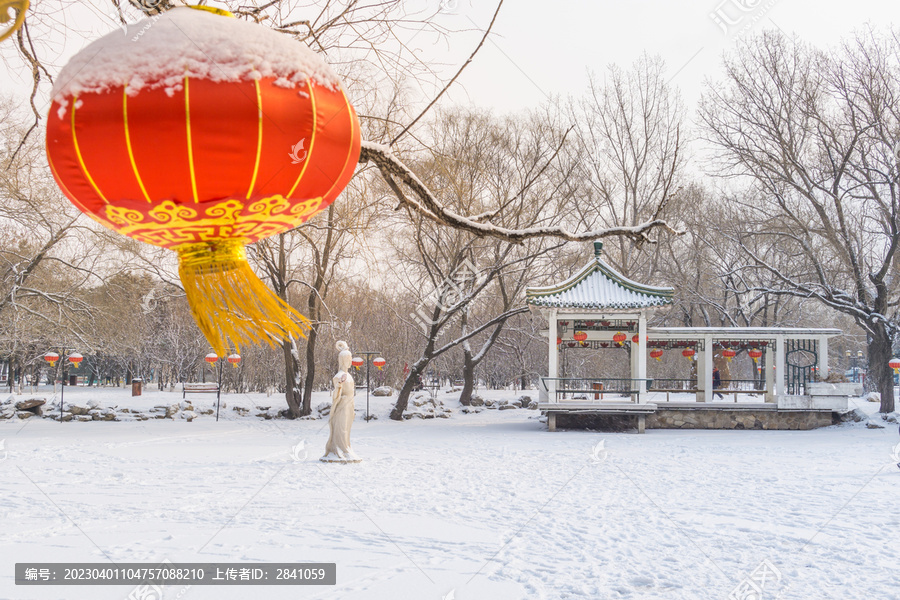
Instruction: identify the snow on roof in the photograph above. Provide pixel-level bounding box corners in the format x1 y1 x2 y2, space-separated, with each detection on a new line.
51 7 340 107
526 244 673 310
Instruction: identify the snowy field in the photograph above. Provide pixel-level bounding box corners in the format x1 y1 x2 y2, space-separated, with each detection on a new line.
1 386 899 600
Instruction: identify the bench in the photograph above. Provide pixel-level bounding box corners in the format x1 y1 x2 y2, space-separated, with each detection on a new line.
183 382 219 398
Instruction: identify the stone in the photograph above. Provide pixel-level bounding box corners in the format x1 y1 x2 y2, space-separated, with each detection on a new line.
254 405 270 411
75 415 93 422
372 386 393 397
516 395 532 407
499 404 517 411
68 404 91 416
528 399 539 410
16 411 35 419
461 406 482 414
15 398 45 411
470 395 484 407
866 420 885 429
60 413 74 422
839 408 868 423
182 411 196 422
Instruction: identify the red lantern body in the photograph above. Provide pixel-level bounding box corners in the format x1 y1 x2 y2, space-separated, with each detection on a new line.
890 358 900 373
227 354 242 368
373 357 386 370
68 352 84 368
682 348 696 360
722 349 736 362
748 349 762 363
205 353 219 364
613 332 627 344
650 349 664 361
44 8 361 355
351 357 364 370
573 331 588 342
44 352 60 367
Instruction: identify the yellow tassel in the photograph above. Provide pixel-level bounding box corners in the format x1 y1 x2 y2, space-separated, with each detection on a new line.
176 240 308 356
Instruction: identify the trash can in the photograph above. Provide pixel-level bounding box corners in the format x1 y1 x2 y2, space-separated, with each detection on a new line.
132 377 142 397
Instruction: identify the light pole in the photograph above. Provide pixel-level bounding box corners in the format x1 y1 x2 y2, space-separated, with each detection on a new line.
857 350 864 384
352 351 382 422
45 349 80 421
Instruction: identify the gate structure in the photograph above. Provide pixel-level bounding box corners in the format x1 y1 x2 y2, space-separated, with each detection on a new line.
785 339 818 395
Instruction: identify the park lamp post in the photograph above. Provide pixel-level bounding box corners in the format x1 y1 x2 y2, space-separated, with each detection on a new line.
351 351 384 422
206 352 240 422
44 349 82 421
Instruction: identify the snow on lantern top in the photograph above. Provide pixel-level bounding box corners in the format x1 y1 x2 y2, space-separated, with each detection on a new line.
51 7 341 111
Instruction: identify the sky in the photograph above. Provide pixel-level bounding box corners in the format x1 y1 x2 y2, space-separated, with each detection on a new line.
0 0 896 123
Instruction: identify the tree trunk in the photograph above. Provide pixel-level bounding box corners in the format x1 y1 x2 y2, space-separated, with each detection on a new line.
302 324 318 416
459 347 476 406
868 325 895 414
391 360 428 420
282 337 304 418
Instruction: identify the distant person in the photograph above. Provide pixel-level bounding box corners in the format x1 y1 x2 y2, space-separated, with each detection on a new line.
713 367 724 399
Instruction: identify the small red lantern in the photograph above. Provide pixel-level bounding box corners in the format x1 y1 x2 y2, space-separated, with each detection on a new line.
44 351 60 367
722 349 736 362
67 352 84 369
352 357 364 370
682 348 696 360
227 353 242 368
373 357 386 370
613 332 627 344
748 349 762 363
556 337 562 345
650 349 664 362
205 353 219 364
573 331 588 342
890 358 900 374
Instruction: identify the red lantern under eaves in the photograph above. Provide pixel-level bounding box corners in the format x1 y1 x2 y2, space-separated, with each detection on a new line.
722 349 736 362
682 348 696 360
650 349 664 361
573 331 588 342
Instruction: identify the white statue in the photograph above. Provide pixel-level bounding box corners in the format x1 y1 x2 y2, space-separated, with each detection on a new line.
321 341 361 463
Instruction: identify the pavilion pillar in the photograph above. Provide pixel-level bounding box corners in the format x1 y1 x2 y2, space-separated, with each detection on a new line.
775 335 785 397
765 345 775 402
637 315 648 402
548 309 558 403
702 335 714 403
818 336 829 380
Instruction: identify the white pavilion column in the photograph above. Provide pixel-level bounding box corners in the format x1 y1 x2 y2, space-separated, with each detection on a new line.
702 335 714 403
818 335 829 379
775 335 786 397
765 345 775 402
637 315 648 402
548 309 558 403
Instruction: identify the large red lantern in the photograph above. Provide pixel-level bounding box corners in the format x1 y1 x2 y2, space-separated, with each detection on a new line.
67 352 84 369
573 331 588 342
205 353 219 364
682 348 696 360
373 357 386 370
650 349 664 361
748 349 762 363
45 7 361 355
44 351 60 367
227 353 242 368
613 332 627 344
351 357 364 370
722 349 736 362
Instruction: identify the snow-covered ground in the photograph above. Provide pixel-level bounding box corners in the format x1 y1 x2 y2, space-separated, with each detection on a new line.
1 386 898 600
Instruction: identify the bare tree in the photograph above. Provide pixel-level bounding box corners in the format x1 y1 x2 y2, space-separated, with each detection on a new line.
700 29 900 413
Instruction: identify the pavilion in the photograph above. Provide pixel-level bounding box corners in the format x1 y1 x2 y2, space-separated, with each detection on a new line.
526 242 844 432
